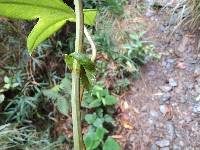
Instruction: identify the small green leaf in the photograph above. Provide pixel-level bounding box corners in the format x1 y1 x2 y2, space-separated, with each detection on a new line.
0 94 5 104
85 113 97 124
103 137 121 150
102 95 118 106
56 98 69 116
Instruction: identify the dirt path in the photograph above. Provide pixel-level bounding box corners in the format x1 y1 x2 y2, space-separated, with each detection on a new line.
117 1 200 150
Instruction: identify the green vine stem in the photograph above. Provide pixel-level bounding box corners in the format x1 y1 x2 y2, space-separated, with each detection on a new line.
71 0 84 149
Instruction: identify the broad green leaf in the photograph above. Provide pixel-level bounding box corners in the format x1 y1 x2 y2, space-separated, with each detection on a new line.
84 131 96 150
56 98 69 116
88 99 102 108
96 127 108 141
0 0 75 54
102 95 118 106
92 127 107 148
84 127 107 150
83 9 97 26
103 137 121 150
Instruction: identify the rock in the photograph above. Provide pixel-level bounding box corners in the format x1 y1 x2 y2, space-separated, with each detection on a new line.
168 78 178 87
165 122 175 141
160 86 172 92
160 105 168 114
155 139 170 147
151 144 159 150
160 93 171 103
192 103 200 114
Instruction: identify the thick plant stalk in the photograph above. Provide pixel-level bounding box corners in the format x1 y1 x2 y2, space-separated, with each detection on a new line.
71 0 84 150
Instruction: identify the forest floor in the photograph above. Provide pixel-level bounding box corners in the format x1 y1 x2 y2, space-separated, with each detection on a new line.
117 1 200 149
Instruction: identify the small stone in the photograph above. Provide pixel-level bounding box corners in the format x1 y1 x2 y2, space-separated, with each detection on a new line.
160 86 172 92
160 93 171 103
165 122 175 141
168 78 178 87
160 105 168 114
192 103 200 114
155 139 170 147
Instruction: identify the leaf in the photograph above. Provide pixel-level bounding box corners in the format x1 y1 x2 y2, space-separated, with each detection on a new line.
65 52 95 89
93 118 104 128
84 127 107 150
88 99 102 108
102 95 118 106
56 98 69 116
0 0 75 54
70 52 95 72
4 76 10 84
0 94 5 104
104 114 114 123
84 131 96 150
103 137 121 150
85 113 97 124
83 9 97 26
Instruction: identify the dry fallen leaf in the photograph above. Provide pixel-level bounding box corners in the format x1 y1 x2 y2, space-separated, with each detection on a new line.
111 135 123 139
121 120 134 129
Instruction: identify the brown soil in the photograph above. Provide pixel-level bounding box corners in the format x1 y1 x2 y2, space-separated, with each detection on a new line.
116 2 200 150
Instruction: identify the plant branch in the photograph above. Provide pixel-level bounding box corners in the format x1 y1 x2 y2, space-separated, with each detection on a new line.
71 0 84 150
